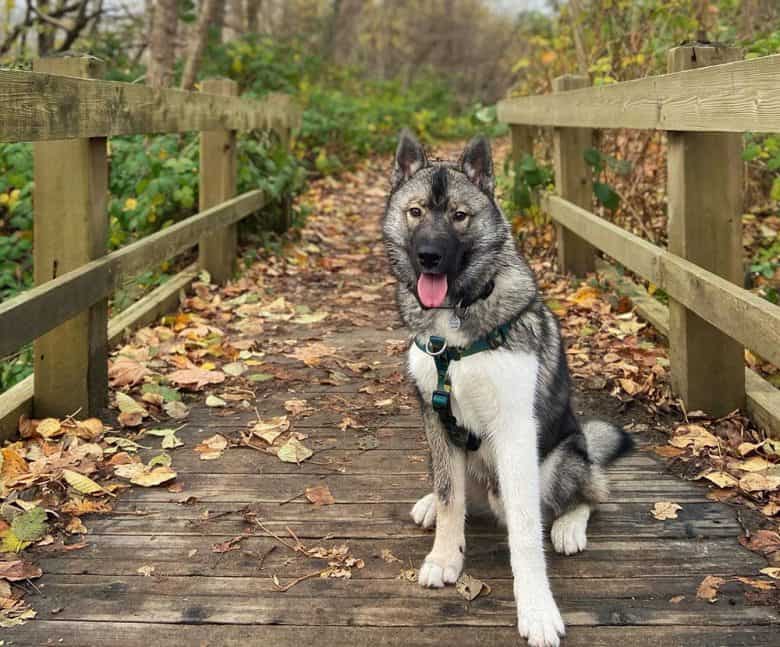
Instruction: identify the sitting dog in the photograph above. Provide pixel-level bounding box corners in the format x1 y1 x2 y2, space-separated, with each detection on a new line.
382 130 633 647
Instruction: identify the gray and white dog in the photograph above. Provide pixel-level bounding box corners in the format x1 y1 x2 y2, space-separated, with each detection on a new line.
382 131 633 647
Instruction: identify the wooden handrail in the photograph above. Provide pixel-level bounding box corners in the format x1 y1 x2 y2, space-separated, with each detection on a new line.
0 190 266 357
497 53 780 133
0 68 300 142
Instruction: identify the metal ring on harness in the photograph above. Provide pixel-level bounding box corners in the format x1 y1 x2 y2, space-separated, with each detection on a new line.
424 338 448 356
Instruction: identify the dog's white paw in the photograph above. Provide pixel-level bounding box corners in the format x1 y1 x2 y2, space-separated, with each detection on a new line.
517 591 565 647
411 493 437 528
418 551 463 588
551 504 590 556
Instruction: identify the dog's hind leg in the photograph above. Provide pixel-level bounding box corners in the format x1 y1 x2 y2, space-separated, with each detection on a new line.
417 410 466 588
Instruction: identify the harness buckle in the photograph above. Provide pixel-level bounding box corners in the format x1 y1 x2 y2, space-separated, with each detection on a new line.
431 389 450 412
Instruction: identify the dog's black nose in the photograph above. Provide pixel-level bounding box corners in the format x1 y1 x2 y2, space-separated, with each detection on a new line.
417 247 442 271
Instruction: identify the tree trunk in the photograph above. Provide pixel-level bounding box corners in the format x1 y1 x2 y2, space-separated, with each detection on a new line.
223 0 245 41
147 0 178 88
180 0 219 90
36 0 56 55
246 0 261 33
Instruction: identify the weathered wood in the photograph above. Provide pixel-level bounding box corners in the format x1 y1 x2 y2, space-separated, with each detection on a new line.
597 258 780 438
0 190 265 357
0 376 32 442
666 45 746 416
510 124 534 166
8 623 777 647
107 265 197 344
0 69 300 142
34 536 765 579
544 195 780 369
18 576 778 627
497 52 780 133
199 79 239 284
552 75 596 275
32 56 109 418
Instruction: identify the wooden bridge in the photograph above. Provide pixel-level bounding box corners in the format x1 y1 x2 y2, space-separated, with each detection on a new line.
1 46 780 646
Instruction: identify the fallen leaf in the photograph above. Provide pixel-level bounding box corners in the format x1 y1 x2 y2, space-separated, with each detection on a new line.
652 445 686 458
703 471 739 489
0 561 42 581
456 573 491 601
222 362 247 377
736 456 772 472
277 437 313 463
760 567 780 580
669 595 685 604
205 395 227 408
115 463 177 487
62 470 107 496
380 549 401 564
739 473 780 493
168 368 226 390
164 400 190 419
251 416 290 444
108 356 149 387
669 425 719 451
36 418 62 439
284 399 310 416
736 576 775 591
145 428 184 449
305 485 335 506
194 434 228 460
137 565 155 576
696 575 725 602
651 501 682 520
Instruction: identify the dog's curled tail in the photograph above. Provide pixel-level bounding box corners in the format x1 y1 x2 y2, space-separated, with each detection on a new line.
582 420 634 466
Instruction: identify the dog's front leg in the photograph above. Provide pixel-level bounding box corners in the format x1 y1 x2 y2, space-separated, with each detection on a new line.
495 418 565 647
418 407 466 588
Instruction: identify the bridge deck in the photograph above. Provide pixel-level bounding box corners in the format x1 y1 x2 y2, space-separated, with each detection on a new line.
7 157 778 646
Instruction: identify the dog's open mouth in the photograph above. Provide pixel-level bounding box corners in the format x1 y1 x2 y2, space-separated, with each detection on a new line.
417 273 448 308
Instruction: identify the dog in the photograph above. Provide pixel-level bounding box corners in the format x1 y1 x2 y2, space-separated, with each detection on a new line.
382 130 633 647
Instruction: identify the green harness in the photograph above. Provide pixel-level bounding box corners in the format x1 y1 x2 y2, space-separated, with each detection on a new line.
414 320 516 452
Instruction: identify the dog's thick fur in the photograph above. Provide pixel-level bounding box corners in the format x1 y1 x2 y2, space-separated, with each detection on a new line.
382 131 633 647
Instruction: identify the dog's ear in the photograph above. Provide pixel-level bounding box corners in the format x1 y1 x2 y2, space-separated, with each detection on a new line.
459 137 494 197
392 129 427 187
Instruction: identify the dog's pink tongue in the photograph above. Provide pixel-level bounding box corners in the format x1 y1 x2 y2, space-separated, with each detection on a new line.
417 273 448 308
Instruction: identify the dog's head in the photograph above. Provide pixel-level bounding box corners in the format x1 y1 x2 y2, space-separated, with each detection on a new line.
383 130 509 310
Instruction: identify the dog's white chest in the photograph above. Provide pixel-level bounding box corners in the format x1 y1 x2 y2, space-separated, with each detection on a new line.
408 342 539 438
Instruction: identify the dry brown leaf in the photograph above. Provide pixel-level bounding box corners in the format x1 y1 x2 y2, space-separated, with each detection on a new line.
696 575 725 602
0 561 42 582
285 342 338 367
251 416 290 444
669 425 719 451
168 368 226 390
651 501 682 520
305 485 335 506
284 399 310 416
108 356 150 387
456 574 491 601
703 471 739 489
760 567 780 579
277 437 313 464
739 473 780 493
194 434 228 460
652 445 686 459
380 549 402 564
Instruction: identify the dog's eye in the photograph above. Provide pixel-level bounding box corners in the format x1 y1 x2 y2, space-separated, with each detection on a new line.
453 210 468 222
409 207 422 218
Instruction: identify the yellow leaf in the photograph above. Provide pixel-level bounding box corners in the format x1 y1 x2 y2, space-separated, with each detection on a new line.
703 471 739 488
277 437 313 464
62 469 107 496
36 418 62 438
251 416 290 444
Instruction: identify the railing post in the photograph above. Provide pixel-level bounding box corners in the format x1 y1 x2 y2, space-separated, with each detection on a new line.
32 55 108 418
552 75 596 275
666 44 745 416
510 124 534 167
199 78 238 284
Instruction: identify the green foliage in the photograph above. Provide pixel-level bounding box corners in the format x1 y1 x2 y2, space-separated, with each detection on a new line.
202 35 506 173
584 148 627 211
0 143 34 303
500 154 553 221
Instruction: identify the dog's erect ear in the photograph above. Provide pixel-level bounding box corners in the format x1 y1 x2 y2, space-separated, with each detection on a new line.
459 137 494 197
392 129 427 187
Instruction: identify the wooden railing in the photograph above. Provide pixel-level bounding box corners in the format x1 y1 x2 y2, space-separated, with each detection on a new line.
0 54 300 439
498 45 780 438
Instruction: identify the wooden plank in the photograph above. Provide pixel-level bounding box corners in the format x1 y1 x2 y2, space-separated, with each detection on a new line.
0 69 300 142
544 195 780 368
108 265 197 345
497 52 780 133
666 45 746 416
597 259 780 438
510 124 534 166
16 576 778 627
33 536 766 579
0 190 265 357
552 75 596 275
7 622 776 647
32 56 109 418
84 501 743 540
199 79 238 284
